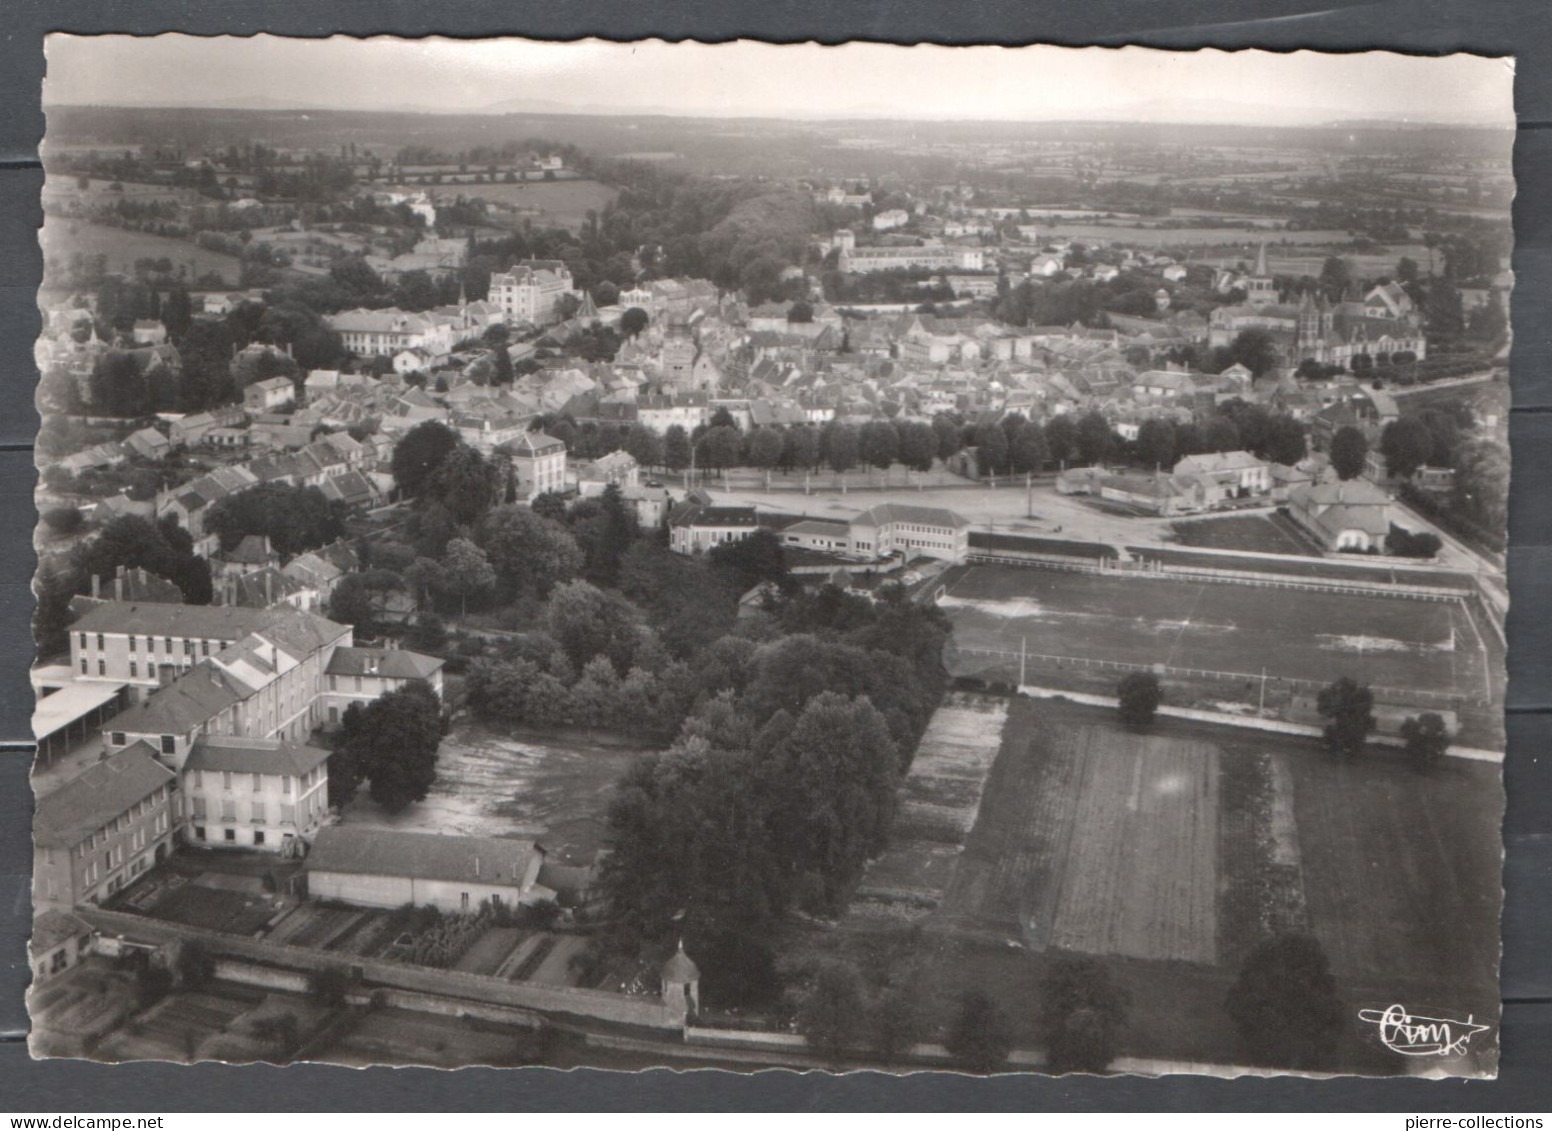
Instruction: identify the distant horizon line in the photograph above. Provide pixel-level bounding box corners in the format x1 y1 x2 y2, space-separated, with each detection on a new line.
40 100 1514 131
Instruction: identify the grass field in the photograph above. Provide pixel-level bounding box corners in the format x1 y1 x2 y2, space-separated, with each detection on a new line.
41 220 245 285
939 564 1485 699
1168 513 1320 556
408 178 617 229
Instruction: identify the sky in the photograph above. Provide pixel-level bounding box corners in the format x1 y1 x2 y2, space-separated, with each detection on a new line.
43 36 1517 126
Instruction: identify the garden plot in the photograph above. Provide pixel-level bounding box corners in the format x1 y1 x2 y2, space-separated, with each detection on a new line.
846 696 1008 922
943 702 1221 965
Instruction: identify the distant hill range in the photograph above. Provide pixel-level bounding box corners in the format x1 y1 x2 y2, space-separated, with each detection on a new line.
43 95 1511 130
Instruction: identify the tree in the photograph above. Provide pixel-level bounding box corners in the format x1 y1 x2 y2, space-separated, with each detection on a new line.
439 537 495 616
859 420 899 472
946 989 1013 1074
767 692 900 915
1264 413 1308 466
1226 329 1280 377
205 483 345 557
160 285 194 343
76 514 212 607
41 506 84 536
477 505 583 600
1401 712 1450 770
1316 676 1375 756
1116 672 1162 725
1076 411 1113 466
391 420 460 498
178 319 238 411
1380 416 1435 481
794 961 867 1062
620 306 650 338
490 345 515 386
1202 415 1241 454
1396 256 1420 285
1319 255 1351 299
825 423 860 474
543 579 641 673
745 427 784 471
696 425 742 476
785 425 820 473
1039 955 1131 1074
1135 418 1178 470
327 569 406 636
973 420 1009 477
708 528 787 595
787 300 814 324
90 351 151 417
1453 439 1509 534
1226 934 1344 1070
898 420 939 473
1329 426 1368 481
334 681 443 813
932 413 962 461
1003 417 1046 476
663 425 692 473
1045 414 1078 467
423 443 500 526
624 422 663 471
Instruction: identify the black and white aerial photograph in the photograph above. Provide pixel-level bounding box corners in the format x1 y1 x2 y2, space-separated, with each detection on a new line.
27 35 1514 1078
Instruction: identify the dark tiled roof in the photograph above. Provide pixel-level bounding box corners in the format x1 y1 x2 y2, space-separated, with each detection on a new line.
306 827 541 888
185 735 331 777
34 744 174 848
325 647 443 680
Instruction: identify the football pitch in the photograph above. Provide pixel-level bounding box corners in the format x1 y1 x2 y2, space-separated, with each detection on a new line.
939 564 1488 700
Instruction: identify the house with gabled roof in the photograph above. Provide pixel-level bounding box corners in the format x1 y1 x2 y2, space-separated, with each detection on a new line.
306 827 547 914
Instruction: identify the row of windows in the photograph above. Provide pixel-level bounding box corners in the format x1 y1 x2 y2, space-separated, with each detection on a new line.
189 788 322 828
80 633 216 657
189 768 315 794
74 790 167 855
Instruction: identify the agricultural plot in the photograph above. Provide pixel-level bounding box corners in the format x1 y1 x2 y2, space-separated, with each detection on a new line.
939 564 1484 700
918 698 1500 1053
943 708 1220 964
1169 513 1320 556
846 696 1009 923
446 179 617 229
40 220 244 284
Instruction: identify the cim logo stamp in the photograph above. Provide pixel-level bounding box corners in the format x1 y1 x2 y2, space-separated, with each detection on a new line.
1357 1004 1492 1057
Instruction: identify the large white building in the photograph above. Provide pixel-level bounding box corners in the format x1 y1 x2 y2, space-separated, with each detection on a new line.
489 260 578 325
839 245 984 274
182 735 330 853
846 503 971 563
326 308 454 359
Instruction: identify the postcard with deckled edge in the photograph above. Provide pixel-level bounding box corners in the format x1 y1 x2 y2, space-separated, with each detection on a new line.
28 35 1513 1078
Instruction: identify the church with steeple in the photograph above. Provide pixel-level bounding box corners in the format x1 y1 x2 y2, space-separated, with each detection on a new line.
1208 242 1428 370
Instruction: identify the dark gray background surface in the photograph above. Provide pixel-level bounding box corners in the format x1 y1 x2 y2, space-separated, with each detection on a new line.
1 0 1548 1111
